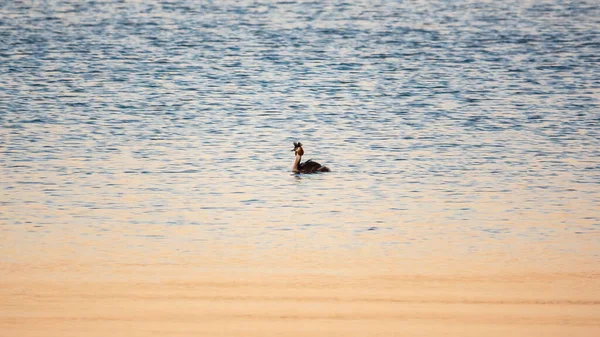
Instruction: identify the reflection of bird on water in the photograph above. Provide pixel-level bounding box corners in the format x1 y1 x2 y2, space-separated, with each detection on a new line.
291 142 330 174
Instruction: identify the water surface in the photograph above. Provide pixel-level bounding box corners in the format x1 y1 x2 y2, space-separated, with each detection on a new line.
1 0 599 270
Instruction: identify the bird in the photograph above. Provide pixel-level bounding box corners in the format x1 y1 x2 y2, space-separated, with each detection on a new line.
291 142 330 174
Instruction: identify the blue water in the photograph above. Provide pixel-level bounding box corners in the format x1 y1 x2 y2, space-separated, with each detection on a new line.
1 0 599 264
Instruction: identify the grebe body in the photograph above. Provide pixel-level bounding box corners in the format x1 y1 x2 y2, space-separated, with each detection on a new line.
291 142 330 174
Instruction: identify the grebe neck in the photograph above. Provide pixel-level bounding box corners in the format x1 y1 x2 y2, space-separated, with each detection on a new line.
292 154 302 173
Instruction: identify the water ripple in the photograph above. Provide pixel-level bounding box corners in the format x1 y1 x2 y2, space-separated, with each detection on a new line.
1 0 598 262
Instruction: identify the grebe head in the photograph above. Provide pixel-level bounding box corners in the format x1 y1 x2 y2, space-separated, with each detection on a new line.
292 142 304 156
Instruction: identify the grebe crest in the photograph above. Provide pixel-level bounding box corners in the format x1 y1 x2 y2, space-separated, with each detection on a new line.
293 142 304 156
291 141 330 174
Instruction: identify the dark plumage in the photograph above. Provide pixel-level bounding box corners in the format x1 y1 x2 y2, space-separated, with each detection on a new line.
298 159 331 173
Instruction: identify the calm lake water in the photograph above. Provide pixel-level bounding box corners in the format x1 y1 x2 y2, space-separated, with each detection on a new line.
1 0 599 270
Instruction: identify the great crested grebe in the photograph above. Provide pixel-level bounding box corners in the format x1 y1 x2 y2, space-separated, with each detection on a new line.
291 142 330 174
